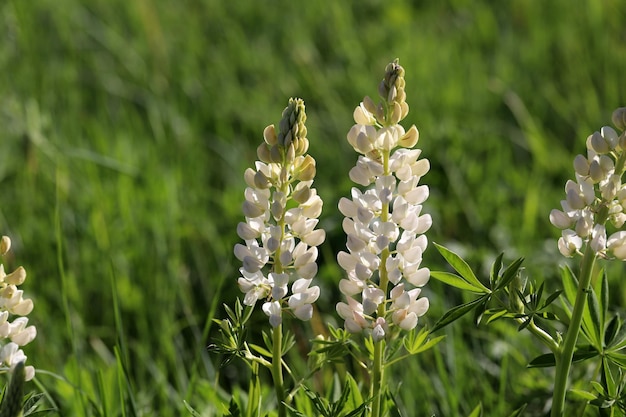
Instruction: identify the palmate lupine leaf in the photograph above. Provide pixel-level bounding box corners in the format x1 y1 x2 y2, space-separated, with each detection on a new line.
528 345 598 368
432 243 490 293
493 257 524 292
430 295 489 332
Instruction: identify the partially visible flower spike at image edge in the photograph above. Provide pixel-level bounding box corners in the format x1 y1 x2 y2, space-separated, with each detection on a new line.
548 106 626 417
0 236 36 382
234 97 325 328
550 107 626 260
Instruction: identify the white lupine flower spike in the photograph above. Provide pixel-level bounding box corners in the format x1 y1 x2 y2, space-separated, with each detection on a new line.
235 98 325 327
0 236 36 381
337 59 431 341
551 107 626 260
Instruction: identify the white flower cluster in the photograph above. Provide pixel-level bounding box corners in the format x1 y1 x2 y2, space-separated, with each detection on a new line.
336 61 431 341
550 108 626 259
235 98 325 327
0 236 36 381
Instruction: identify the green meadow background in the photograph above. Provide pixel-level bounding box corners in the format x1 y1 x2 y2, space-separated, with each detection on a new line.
1 0 625 415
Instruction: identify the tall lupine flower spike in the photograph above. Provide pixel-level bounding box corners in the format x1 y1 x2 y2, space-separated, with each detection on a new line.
234 98 325 327
550 107 626 259
0 237 36 381
336 59 431 342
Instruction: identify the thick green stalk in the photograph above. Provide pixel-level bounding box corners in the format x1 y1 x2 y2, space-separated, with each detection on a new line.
271 169 290 417
246 361 261 417
370 339 385 417
551 245 597 417
272 325 286 417
371 149 391 417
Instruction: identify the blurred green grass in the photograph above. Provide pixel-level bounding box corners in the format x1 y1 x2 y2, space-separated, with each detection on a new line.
1 0 625 415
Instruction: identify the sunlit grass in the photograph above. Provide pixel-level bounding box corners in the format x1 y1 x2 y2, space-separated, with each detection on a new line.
1 0 625 415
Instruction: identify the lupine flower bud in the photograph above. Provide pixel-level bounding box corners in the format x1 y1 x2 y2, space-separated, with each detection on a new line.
0 237 10 256
612 107 626 131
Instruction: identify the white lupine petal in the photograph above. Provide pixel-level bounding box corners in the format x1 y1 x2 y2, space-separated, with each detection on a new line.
338 198 357 218
292 278 312 294
347 234 367 252
575 212 593 238
375 235 389 253
549 209 572 229
411 159 430 177
303 229 326 247
407 268 430 287
590 224 607 253
558 230 582 257
356 131 374 154
573 154 589 176
410 297 430 316
349 165 373 187
398 312 418 331
4 268 25 286
589 160 604 182
356 206 375 224
11 326 36 346
336 301 356 319
362 288 385 314
297 262 317 279
590 131 609 154
262 301 282 328
566 188 585 210
266 237 280 253
233 244 249 261
354 263 372 281
24 366 34 381
284 208 302 225
339 279 363 296
293 304 313 321
294 245 317 267
279 250 292 266
404 185 429 205
613 244 626 260
242 199 265 218
602 126 619 149
302 195 323 218
414 214 433 234
237 222 259 240
11 299 32 316
242 256 264 273
338 251 357 271
607 231 626 250
579 178 595 205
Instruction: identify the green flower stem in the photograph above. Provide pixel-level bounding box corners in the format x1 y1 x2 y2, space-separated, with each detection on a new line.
271 174 291 417
371 340 385 417
246 361 261 417
551 245 597 417
272 324 286 417
371 149 392 417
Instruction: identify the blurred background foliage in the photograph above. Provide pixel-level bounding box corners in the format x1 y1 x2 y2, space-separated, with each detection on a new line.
1 0 625 415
